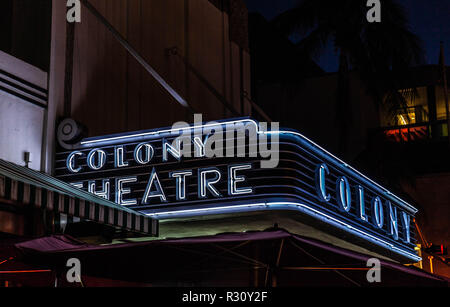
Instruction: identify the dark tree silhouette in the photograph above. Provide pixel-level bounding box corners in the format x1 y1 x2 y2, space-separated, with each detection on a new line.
273 0 425 156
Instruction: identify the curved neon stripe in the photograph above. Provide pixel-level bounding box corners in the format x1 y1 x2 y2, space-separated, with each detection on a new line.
79 118 418 213
145 201 421 262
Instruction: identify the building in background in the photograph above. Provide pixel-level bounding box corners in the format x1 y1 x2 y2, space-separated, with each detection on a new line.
248 14 450 277
0 0 252 253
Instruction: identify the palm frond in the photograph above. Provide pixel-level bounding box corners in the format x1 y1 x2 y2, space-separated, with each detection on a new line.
271 0 336 37
294 25 333 59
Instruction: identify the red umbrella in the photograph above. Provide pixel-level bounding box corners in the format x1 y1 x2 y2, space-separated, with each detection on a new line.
14 229 449 287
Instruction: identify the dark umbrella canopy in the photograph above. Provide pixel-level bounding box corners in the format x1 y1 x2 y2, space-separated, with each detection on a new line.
14 229 449 287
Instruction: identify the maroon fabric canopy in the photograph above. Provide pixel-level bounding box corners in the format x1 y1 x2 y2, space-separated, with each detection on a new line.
14 229 449 287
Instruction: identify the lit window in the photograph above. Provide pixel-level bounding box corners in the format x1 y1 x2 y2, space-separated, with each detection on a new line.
435 86 449 121
381 87 429 127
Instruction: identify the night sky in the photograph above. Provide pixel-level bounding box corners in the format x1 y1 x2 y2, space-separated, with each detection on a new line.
244 0 450 72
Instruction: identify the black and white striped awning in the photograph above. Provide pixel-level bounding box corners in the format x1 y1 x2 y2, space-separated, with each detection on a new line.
0 159 158 236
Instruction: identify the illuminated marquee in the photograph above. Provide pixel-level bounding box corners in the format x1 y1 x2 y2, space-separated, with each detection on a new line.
55 118 420 262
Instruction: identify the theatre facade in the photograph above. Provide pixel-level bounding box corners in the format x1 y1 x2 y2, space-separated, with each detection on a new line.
55 118 420 264
3 0 448 286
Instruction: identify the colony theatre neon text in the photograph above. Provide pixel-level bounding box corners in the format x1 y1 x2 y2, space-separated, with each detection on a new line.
66 141 255 205
66 143 412 244
315 163 412 244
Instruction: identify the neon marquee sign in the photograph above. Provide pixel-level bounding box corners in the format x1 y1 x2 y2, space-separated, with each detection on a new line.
55 118 420 262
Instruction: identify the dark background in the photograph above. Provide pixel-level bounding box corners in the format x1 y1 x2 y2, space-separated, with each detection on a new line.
245 0 450 72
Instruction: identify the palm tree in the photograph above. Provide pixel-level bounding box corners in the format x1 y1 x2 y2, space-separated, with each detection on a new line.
273 0 424 157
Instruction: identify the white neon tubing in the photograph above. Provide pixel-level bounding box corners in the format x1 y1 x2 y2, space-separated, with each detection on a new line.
80 118 418 214
146 201 421 262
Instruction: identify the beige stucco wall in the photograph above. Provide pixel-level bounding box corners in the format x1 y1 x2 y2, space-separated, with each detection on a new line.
64 0 251 137
0 50 48 171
